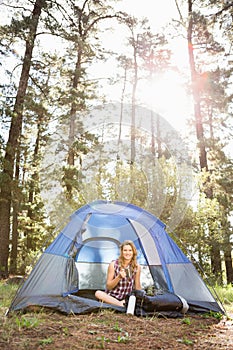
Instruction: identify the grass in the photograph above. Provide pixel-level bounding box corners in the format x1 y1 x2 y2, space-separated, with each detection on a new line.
208 283 233 315
0 281 18 310
211 283 233 304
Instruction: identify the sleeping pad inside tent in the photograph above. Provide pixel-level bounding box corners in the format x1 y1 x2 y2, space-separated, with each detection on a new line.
8 200 225 317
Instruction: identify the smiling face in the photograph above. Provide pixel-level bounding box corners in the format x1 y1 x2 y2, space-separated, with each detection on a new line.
122 244 133 262
119 240 138 270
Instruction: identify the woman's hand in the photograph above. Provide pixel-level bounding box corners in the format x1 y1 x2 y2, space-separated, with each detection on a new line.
106 262 125 290
119 268 126 279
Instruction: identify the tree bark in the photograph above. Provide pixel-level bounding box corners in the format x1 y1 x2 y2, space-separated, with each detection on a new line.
210 244 222 284
187 0 222 279
130 34 138 166
67 45 83 167
9 146 21 274
223 230 233 284
187 0 208 172
225 249 233 285
0 0 45 278
27 119 42 251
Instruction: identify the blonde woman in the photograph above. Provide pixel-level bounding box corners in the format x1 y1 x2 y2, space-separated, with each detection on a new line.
95 240 141 307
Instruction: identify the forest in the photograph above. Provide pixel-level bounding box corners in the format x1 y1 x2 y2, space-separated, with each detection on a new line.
0 0 232 288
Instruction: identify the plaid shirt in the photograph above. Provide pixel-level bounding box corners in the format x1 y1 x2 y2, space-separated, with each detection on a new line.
106 259 136 300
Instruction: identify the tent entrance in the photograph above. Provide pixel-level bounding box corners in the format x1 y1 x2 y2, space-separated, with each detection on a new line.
74 213 154 290
75 238 119 290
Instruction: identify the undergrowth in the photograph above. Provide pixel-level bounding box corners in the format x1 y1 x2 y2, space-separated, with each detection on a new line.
0 281 18 309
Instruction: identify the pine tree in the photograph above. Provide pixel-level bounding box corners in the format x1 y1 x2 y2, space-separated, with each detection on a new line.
0 0 46 278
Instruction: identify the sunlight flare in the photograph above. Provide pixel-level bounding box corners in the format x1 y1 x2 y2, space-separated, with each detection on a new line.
137 70 193 131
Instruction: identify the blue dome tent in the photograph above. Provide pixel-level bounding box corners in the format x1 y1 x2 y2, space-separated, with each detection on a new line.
8 200 224 316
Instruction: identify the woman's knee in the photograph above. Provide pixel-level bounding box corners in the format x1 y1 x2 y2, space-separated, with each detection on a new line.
95 290 102 299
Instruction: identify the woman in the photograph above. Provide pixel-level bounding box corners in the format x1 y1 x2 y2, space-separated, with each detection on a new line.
95 240 141 307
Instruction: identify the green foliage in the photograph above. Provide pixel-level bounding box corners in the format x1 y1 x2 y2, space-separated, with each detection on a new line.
39 337 53 345
96 335 110 348
62 166 80 195
116 332 130 343
209 283 233 305
181 337 193 345
62 326 69 336
202 311 223 320
16 213 54 275
0 282 18 308
96 331 130 347
113 322 122 332
181 317 191 325
15 316 40 330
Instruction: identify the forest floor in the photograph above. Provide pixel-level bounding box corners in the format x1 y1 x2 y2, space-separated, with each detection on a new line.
1 278 233 349
1 306 233 349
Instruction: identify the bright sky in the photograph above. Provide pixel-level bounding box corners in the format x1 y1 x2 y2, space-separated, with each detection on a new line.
93 0 193 134
0 0 193 135
115 0 178 28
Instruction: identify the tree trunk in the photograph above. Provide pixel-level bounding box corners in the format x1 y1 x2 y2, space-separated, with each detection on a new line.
27 120 41 251
130 40 138 166
210 244 222 284
67 49 83 167
64 43 83 198
187 0 208 172
0 0 45 278
9 147 21 274
224 247 233 284
117 60 128 154
187 0 222 279
223 230 233 284
156 116 162 159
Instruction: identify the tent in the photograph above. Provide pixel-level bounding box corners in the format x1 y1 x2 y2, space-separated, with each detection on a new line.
8 200 224 316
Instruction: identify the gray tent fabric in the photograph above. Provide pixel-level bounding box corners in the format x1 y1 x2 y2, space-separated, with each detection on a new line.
8 200 225 317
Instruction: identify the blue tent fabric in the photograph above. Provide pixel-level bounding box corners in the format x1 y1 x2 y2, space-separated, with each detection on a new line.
8 200 224 316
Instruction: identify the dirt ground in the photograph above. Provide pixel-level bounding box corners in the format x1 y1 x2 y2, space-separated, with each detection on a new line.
0 308 233 350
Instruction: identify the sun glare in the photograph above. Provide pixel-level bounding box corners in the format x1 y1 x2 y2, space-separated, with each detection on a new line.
137 70 193 132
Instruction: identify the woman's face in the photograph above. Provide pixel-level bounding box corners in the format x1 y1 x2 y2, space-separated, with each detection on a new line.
122 244 133 261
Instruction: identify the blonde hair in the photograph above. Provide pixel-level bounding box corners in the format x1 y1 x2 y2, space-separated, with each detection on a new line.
118 240 138 271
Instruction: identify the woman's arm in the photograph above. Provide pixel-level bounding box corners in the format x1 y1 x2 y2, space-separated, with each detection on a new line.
134 264 142 290
106 261 126 290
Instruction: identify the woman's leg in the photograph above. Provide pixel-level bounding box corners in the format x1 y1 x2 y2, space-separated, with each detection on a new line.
95 290 125 307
